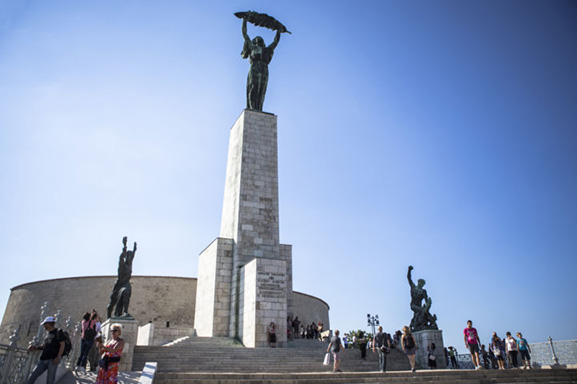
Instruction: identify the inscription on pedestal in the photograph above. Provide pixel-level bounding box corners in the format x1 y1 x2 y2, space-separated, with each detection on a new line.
257 270 286 299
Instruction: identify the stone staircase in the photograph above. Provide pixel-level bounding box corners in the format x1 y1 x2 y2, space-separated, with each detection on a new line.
132 337 410 374
153 369 577 384
131 337 577 383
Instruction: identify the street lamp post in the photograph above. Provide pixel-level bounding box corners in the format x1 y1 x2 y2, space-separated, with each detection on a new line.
367 314 379 337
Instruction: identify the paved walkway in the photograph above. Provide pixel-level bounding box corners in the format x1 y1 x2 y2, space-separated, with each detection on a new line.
57 370 142 384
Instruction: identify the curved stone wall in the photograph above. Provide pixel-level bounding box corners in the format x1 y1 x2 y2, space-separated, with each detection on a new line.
291 291 330 332
0 276 329 345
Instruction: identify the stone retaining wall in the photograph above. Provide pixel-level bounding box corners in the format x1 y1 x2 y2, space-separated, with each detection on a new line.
0 276 329 346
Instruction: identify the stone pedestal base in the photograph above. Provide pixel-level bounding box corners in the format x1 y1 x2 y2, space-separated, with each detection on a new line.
241 258 287 348
194 238 234 337
413 329 446 369
101 318 138 372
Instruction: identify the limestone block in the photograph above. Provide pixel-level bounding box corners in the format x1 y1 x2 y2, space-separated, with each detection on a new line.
413 329 447 369
101 318 138 372
136 323 154 346
241 258 287 348
194 238 233 337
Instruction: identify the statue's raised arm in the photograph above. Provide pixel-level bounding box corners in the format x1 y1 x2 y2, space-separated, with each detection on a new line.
241 18 250 44
127 242 137 265
269 29 281 51
407 265 415 288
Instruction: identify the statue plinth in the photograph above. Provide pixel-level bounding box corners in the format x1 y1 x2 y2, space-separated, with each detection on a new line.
413 329 446 369
101 318 138 372
194 110 293 346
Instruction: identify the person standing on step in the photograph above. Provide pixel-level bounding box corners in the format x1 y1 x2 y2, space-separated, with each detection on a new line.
327 329 345 372
516 332 532 369
358 331 367 360
464 320 483 370
317 322 324 341
373 326 391 373
95 324 124 384
87 310 102 371
401 326 418 372
490 332 506 370
428 343 437 369
75 311 97 371
505 332 519 369
292 316 300 339
268 322 276 347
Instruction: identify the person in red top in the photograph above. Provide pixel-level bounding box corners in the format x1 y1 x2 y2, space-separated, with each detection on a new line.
463 320 483 370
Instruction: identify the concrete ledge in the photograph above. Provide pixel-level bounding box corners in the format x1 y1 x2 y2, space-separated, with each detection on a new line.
139 362 157 384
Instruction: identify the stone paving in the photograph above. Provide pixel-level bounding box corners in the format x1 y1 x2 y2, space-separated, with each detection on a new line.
58 370 142 384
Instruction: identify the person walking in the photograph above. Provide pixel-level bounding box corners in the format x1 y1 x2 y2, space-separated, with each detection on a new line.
463 320 483 370
516 332 532 369
327 329 345 372
401 326 418 372
26 317 66 384
480 344 490 369
505 332 519 369
373 326 390 373
448 346 459 369
490 332 506 370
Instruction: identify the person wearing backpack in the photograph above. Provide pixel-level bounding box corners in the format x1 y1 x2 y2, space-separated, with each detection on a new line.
26 316 66 384
76 311 97 371
401 326 418 372
327 329 345 372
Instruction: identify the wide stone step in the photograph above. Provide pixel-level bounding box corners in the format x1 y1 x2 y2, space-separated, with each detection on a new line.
152 369 577 384
132 343 410 373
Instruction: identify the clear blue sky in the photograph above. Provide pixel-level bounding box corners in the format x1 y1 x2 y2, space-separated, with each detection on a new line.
1 1 576 351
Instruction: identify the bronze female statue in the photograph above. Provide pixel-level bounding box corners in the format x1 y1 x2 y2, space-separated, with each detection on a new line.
235 11 290 111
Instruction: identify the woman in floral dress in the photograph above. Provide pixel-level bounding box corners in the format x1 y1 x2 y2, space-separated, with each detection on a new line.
95 324 125 384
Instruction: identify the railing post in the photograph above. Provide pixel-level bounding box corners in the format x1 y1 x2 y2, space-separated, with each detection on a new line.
64 316 73 369
22 349 38 384
69 321 82 370
548 336 560 365
31 302 50 348
0 329 19 382
54 310 62 327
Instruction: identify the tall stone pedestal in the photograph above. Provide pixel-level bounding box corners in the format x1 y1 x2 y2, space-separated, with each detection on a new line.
413 329 446 369
101 318 138 372
194 110 293 347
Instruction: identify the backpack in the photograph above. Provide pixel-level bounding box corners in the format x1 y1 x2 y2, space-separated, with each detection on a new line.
59 329 72 357
84 320 97 340
404 334 415 349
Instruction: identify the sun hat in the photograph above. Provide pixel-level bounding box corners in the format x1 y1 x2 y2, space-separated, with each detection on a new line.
41 316 56 325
